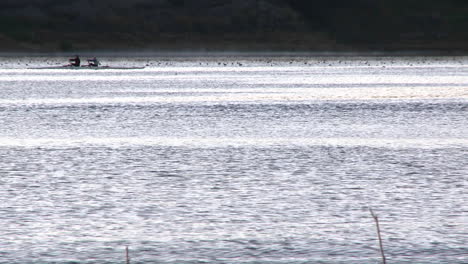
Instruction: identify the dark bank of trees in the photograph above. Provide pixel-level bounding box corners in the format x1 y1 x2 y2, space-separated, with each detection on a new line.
287 0 468 44
1 0 468 51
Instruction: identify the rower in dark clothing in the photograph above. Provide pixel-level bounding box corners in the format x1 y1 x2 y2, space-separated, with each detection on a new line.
69 55 81 67
87 57 100 67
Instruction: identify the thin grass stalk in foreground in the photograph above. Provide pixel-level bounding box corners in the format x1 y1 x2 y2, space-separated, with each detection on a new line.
126 246 130 264
370 208 387 264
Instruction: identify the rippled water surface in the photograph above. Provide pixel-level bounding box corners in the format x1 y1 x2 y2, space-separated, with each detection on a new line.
0 55 467 264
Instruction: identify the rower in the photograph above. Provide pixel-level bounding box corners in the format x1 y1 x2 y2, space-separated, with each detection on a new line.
69 55 81 67
87 57 100 67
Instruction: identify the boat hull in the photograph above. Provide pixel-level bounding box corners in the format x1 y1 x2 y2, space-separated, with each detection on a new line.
29 65 145 70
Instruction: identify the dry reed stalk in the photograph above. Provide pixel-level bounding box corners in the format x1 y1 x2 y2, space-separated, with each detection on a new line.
370 208 387 264
126 246 130 264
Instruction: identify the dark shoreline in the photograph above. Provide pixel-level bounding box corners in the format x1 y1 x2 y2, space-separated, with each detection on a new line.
2 50 468 57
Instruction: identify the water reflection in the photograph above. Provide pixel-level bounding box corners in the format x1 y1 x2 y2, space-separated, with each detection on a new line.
0 56 466 264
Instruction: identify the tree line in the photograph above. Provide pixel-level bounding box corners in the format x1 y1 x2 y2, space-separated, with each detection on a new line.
1 0 468 51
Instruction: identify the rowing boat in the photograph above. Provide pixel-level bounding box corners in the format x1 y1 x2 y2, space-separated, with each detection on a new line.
30 65 145 70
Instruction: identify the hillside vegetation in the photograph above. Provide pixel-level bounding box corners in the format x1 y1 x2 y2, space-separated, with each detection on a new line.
1 0 468 51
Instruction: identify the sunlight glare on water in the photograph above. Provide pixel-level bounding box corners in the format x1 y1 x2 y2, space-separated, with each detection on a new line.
0 55 467 264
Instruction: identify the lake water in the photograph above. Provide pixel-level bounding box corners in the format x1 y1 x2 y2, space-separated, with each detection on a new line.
0 55 466 264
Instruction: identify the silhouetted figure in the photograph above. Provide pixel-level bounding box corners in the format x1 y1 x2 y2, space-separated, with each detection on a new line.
69 55 81 67
87 57 100 67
